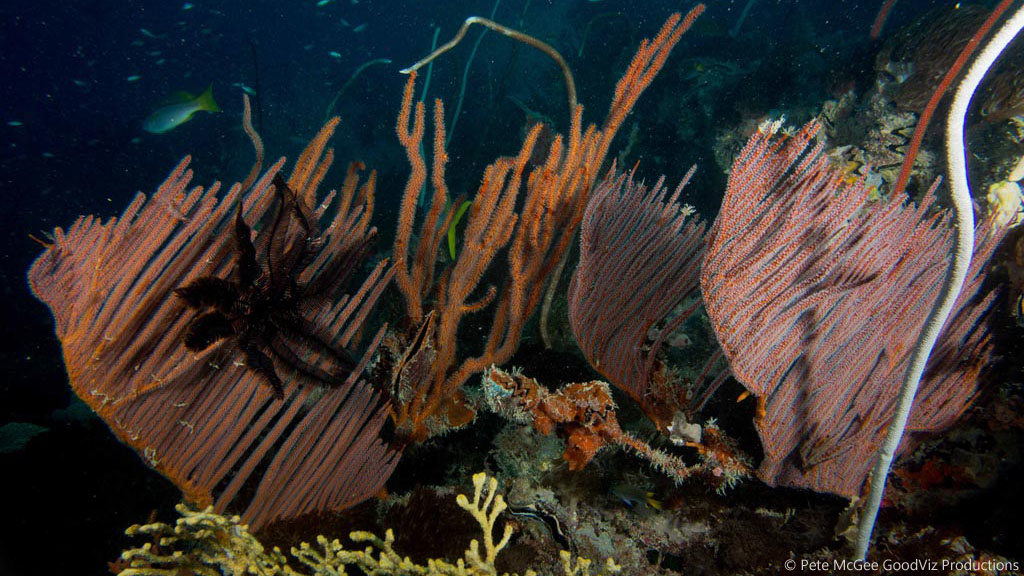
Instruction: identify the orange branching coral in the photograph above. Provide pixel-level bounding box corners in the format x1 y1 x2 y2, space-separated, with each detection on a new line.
388 7 706 444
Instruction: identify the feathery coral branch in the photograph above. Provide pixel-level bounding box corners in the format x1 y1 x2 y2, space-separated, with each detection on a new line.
569 167 706 429
700 119 1003 497
28 120 398 529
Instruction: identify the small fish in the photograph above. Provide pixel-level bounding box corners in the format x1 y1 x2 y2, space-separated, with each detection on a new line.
339 18 350 27
143 84 220 134
182 2 194 9
231 82 256 96
126 75 142 82
838 159 863 185
328 51 342 58
139 28 164 39
612 484 662 511
72 79 89 87
316 0 334 6
7 120 23 127
352 23 367 33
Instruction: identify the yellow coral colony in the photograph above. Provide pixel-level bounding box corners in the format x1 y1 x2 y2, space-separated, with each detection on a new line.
117 472 620 576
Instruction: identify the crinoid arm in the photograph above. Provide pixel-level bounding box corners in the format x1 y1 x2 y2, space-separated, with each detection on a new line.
173 276 239 309
259 172 327 306
233 201 261 289
270 317 357 384
241 338 286 399
181 311 235 352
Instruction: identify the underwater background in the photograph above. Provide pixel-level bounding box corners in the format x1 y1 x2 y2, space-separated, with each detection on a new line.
2 0 1023 574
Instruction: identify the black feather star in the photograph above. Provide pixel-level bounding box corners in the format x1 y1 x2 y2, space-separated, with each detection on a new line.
174 173 360 399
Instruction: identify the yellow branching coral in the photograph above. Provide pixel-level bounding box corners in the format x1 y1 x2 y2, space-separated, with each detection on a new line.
117 503 288 576
457 471 514 572
117 472 619 576
559 551 622 576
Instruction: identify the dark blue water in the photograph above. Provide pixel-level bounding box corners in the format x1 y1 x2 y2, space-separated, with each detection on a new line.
1 1 1013 574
